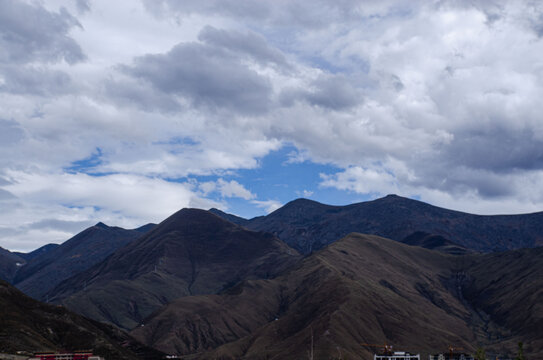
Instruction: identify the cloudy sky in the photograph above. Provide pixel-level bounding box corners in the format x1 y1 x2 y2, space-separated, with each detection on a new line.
1 0 543 251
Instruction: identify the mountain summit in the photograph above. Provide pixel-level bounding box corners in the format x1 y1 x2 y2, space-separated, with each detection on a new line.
48 208 300 330
220 195 543 253
13 222 150 299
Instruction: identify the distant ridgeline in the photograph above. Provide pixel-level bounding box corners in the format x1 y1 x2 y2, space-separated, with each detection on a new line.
212 194 543 254
0 195 541 359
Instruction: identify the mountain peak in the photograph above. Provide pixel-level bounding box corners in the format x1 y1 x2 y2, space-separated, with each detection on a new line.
288 197 323 205
49 206 300 330
377 193 408 201
281 197 329 210
134 223 156 233
152 208 238 236
94 222 109 229
171 207 223 220
208 208 248 226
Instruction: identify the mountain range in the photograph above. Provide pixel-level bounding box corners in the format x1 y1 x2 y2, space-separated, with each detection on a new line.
12 222 154 300
1 195 542 359
13 243 60 262
129 233 542 359
0 246 25 284
0 280 163 359
47 209 300 330
211 195 543 253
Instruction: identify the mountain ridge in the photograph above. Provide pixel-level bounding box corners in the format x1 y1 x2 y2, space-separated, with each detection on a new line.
0 280 163 359
130 232 542 359
13 222 152 300
213 195 543 253
0 246 25 283
48 208 300 330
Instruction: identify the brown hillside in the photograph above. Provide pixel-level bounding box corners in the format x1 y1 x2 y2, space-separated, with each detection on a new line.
131 233 542 359
131 234 480 359
0 280 162 360
48 209 300 330
14 223 150 300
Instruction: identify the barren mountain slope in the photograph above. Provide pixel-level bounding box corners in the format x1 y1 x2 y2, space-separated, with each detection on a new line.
49 209 300 330
14 223 152 300
132 233 541 359
224 195 543 253
0 247 25 283
0 280 163 360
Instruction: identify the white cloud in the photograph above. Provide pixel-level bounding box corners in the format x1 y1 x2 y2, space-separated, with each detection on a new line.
199 181 216 196
198 178 255 200
3 170 219 221
0 170 221 251
251 199 283 214
320 165 543 215
320 166 399 196
2 0 543 249
302 190 314 197
294 189 314 198
216 179 255 200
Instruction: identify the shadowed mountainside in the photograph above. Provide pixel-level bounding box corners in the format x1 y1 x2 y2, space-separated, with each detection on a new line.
48 209 300 330
131 234 542 360
0 247 25 283
208 208 249 227
13 223 154 300
218 195 543 253
462 246 543 356
0 280 163 360
401 231 471 255
13 243 59 262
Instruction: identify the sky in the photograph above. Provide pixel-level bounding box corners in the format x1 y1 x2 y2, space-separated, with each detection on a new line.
1 0 543 251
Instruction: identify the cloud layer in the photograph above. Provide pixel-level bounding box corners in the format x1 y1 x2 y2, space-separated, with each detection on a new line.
2 0 543 250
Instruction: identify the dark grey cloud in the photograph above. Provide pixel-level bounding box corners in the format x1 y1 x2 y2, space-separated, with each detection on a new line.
408 163 515 199
75 0 91 14
304 75 362 110
280 74 362 110
27 218 93 233
104 76 182 113
0 119 25 146
0 66 73 96
445 127 543 173
0 189 16 201
0 226 18 238
0 0 85 64
0 177 11 186
0 217 89 243
142 0 270 22
402 125 543 199
118 31 274 114
142 0 396 29
198 26 290 69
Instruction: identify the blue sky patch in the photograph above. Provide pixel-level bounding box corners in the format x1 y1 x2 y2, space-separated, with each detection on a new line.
65 147 103 174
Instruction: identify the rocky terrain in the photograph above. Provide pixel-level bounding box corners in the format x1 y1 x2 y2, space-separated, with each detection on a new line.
2 196 542 359
48 209 300 330
0 280 163 360
131 233 542 359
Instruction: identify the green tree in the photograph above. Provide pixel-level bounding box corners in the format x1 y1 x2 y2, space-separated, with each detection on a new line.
475 347 486 360
515 342 525 360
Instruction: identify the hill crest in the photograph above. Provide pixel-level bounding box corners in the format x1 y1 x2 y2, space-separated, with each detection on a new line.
48 208 300 330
